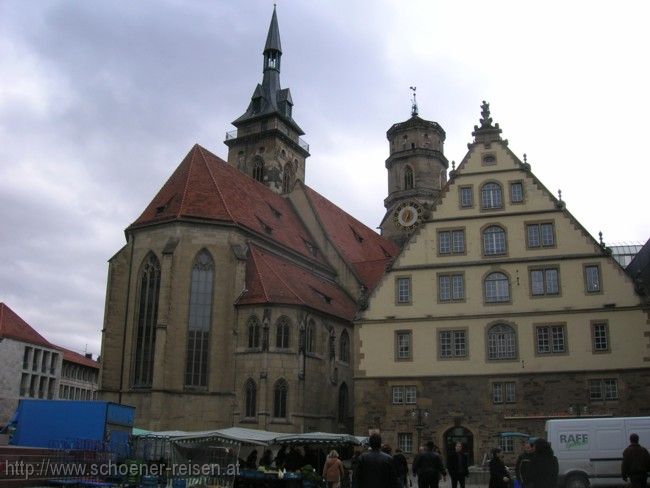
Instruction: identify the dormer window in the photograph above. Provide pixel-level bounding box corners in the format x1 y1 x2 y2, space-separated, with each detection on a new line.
256 217 273 234
303 239 318 257
267 203 282 219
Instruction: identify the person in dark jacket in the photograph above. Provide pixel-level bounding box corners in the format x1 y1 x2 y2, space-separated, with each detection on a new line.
488 448 510 488
515 440 533 487
446 442 469 488
412 441 446 488
527 438 558 488
352 433 400 488
393 448 409 488
622 433 650 488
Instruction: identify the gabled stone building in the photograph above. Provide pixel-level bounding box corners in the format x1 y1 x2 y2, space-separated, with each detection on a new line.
355 102 650 462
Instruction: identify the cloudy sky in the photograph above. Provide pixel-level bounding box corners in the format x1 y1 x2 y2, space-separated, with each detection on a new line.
1 0 648 356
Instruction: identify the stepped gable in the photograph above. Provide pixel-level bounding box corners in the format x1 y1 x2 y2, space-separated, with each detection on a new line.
130 144 327 266
301 184 399 290
237 245 357 321
0 303 52 348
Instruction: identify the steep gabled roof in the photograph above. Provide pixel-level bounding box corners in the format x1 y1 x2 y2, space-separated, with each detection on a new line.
237 245 357 322
56 345 100 369
130 144 328 267
301 184 399 290
0 302 53 348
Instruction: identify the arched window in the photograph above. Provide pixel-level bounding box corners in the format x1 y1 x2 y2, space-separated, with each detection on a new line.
483 225 507 255
338 383 349 423
248 316 261 349
404 166 414 190
133 253 161 387
245 378 257 418
484 272 510 303
185 250 214 387
487 323 517 360
306 319 316 353
282 164 294 194
273 379 288 418
481 182 503 209
276 316 291 349
253 158 264 182
339 330 350 363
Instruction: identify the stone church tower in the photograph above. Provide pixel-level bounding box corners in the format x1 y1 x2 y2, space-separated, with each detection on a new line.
225 6 310 194
379 99 448 246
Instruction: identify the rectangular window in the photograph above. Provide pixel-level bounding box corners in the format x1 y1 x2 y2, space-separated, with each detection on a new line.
510 182 524 203
589 378 619 400
398 433 413 454
527 222 555 248
392 386 405 404
530 267 560 296
492 381 516 403
439 330 467 358
592 321 609 352
500 437 515 453
459 186 473 208
23 347 31 370
536 324 566 354
438 274 465 302
405 386 417 404
585 265 602 293
396 277 412 304
395 331 412 360
438 229 465 255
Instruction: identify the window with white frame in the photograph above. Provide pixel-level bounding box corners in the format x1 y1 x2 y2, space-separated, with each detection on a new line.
481 182 503 209
483 226 507 255
395 331 412 360
592 321 609 352
484 272 510 303
438 229 465 255
396 277 412 304
398 433 413 454
527 222 555 248
530 267 560 296
536 324 566 354
459 186 473 208
487 324 517 360
510 182 524 203
439 330 467 358
392 386 405 404
405 386 417 404
438 274 465 302
492 381 516 404
589 378 618 400
500 437 515 453
584 265 602 293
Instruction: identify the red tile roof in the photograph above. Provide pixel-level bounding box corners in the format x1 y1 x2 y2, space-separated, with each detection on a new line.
131 144 328 267
237 245 358 321
0 303 53 348
301 184 399 290
56 345 99 369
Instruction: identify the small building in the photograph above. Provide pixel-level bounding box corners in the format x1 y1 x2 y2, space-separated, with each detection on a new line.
57 347 100 401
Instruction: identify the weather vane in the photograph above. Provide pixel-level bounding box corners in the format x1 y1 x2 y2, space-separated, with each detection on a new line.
410 86 418 116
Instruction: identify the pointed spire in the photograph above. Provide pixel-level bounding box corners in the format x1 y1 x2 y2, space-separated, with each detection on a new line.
264 5 282 54
472 100 503 144
410 86 418 117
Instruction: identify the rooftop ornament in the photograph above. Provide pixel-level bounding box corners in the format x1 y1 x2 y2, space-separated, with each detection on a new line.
410 86 418 117
472 100 503 144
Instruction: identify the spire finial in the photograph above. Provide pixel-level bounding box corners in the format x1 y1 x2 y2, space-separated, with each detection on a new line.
410 86 418 117
523 153 527 164
558 189 562 201
479 100 493 128
599 231 604 247
452 160 456 171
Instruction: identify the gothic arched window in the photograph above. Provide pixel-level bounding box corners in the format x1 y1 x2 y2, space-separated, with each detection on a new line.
338 382 349 423
339 330 350 363
484 272 510 303
282 164 294 194
404 166 414 190
483 225 507 256
245 378 257 418
248 316 261 349
133 253 161 387
253 158 264 182
481 182 503 209
276 316 291 349
273 379 288 418
487 323 517 360
185 250 214 387
306 319 316 353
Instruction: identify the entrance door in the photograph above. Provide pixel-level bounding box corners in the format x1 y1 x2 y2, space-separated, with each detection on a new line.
444 426 474 466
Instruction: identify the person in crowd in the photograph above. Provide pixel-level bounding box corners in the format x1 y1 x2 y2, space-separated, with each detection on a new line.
274 445 287 469
323 450 345 488
285 446 305 471
259 449 273 468
514 440 533 488
488 448 510 488
412 441 446 488
527 438 558 488
352 433 400 488
622 433 650 488
245 449 258 469
446 441 469 488
382 444 393 456
393 448 409 488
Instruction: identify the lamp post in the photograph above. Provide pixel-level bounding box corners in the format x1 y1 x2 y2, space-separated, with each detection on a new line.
406 407 431 450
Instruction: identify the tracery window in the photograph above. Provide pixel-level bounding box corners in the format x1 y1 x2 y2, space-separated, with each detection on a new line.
248 316 261 349
253 158 264 182
339 330 350 363
273 379 288 418
245 378 257 418
276 316 291 349
133 253 161 387
306 319 316 353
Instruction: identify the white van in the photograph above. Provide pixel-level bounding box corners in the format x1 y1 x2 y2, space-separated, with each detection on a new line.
546 416 650 488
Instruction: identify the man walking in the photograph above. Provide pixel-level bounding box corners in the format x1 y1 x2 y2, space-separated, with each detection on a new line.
446 442 469 488
353 433 400 488
622 433 650 488
412 441 447 488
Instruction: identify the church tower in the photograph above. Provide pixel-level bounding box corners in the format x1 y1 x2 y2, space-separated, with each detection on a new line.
225 7 310 194
379 93 449 245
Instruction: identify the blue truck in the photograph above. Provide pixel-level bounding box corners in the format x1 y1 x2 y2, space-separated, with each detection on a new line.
8 400 135 459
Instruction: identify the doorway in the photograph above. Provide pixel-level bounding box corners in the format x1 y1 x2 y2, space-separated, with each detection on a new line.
444 425 474 465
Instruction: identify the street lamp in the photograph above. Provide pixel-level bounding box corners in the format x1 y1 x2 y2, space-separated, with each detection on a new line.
406 407 431 450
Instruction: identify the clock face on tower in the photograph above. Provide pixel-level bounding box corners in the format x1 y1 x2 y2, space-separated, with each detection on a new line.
393 201 423 230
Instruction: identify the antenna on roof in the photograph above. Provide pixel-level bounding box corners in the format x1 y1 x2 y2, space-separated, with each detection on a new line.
410 86 418 117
